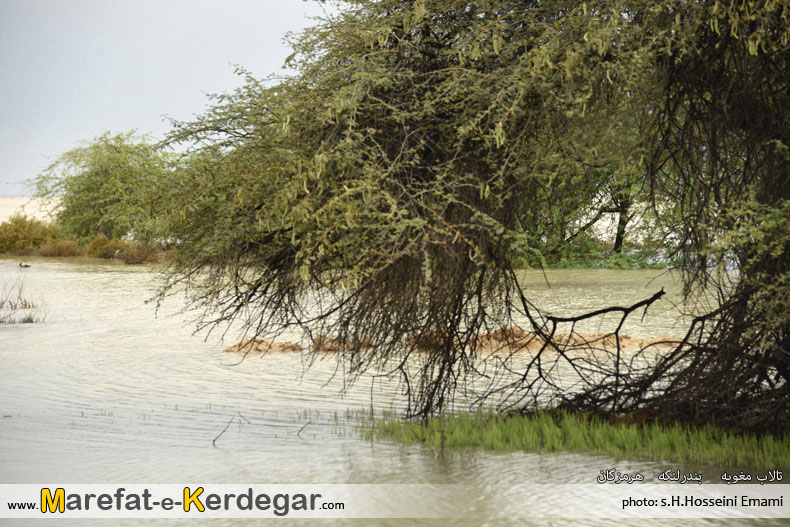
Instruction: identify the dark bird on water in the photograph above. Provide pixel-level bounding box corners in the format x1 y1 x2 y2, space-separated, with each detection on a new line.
18 262 30 268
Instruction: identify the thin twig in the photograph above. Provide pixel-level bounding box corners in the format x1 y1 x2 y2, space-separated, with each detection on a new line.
297 420 312 439
213 416 235 448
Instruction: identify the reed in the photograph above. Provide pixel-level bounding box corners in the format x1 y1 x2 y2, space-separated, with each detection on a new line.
0 278 44 324
362 410 790 469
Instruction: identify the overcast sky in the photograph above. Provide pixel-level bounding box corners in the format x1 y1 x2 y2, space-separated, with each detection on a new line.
0 0 334 195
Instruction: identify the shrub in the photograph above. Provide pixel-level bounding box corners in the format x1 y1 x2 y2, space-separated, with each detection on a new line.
117 244 158 264
86 234 110 256
38 240 83 257
0 214 62 254
93 239 132 259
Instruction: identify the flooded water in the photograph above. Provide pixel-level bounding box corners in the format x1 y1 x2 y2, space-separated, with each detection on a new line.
514 268 693 338
0 258 781 525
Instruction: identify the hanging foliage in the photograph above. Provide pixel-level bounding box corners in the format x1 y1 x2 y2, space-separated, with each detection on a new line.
155 0 790 431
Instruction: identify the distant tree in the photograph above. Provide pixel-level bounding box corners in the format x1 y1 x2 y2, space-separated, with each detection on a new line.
32 132 172 243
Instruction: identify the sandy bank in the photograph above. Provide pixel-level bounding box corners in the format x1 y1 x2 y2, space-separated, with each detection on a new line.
224 329 678 355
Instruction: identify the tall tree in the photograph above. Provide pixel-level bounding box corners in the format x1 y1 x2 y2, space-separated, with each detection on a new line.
158 0 640 417
635 0 790 432
156 0 789 431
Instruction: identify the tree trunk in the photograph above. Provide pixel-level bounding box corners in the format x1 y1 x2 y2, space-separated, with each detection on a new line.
612 194 631 253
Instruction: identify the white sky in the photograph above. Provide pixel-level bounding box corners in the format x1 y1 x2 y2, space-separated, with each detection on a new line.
0 0 335 195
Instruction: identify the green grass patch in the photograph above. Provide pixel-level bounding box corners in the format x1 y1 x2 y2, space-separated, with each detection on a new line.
361 410 790 469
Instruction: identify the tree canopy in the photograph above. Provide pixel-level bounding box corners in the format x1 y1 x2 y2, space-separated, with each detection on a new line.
33 131 172 243
152 0 789 430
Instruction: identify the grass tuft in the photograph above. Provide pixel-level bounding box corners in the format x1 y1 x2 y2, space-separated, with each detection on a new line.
362 410 790 469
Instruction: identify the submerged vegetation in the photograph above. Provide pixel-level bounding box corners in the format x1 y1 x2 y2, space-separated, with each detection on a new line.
363 411 790 470
0 279 43 324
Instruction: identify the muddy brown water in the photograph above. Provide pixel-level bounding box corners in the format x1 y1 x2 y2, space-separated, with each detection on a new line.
0 258 777 526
